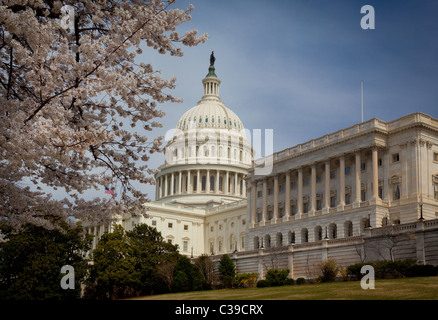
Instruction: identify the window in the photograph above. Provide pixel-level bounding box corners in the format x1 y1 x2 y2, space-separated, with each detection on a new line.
345 167 351 175
219 176 223 191
303 202 308 213
257 191 262 198
279 185 285 192
303 178 309 186
434 183 438 200
268 188 273 195
210 226 214 232
291 181 297 189
345 193 351 205
193 176 197 191
210 176 214 191
184 225 189 231
183 241 188 252
291 205 296 215
434 153 438 162
330 196 336 208
330 171 336 179
152 220 157 226
167 239 173 244
201 175 206 191
168 223 173 229
392 153 400 163
361 190 366 202
378 158 383 166
379 187 383 199
316 174 322 183
316 199 322 210
393 183 400 200
361 162 366 171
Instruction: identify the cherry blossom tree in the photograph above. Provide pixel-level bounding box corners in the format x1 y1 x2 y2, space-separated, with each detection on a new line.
0 0 207 234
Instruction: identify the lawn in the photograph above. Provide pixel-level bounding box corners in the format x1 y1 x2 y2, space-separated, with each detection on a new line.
131 276 438 300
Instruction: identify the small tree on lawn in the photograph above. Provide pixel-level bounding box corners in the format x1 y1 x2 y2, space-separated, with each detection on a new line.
218 254 235 288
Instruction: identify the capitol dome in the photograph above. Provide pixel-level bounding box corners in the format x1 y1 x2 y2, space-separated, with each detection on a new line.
176 100 245 133
154 53 253 208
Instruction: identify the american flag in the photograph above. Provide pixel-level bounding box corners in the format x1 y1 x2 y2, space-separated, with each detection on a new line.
105 187 114 196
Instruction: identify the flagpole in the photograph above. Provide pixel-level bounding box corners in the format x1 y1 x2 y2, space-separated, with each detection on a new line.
361 80 364 123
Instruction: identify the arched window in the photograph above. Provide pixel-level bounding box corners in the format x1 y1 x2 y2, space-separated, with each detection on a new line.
276 232 283 247
254 236 260 249
193 176 197 191
345 221 353 237
210 176 214 191
264 234 271 248
314 226 323 241
201 175 206 191
301 228 308 243
288 231 295 244
329 223 337 239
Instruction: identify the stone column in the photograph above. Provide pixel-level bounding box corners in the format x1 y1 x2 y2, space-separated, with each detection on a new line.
178 171 182 194
251 181 257 225
354 151 361 207
323 161 330 213
164 174 168 197
225 171 229 194
187 170 191 193
170 172 174 195
338 155 345 210
216 170 220 193
197 169 201 193
310 164 316 215
206 169 210 193
235 172 239 196
285 171 291 218
274 174 279 221
372 147 379 202
262 179 267 223
383 151 390 200
297 168 303 217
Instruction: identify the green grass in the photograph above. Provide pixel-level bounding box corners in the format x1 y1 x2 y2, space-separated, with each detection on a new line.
130 276 438 300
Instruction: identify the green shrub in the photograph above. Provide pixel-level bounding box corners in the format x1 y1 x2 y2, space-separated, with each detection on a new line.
284 278 295 285
218 254 235 288
265 269 290 286
346 259 437 281
406 264 438 277
373 259 417 279
256 279 271 288
296 277 306 285
317 258 339 282
234 273 258 288
346 262 369 280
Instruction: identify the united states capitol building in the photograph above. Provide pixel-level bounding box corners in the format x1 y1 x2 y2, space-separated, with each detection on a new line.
87 56 438 278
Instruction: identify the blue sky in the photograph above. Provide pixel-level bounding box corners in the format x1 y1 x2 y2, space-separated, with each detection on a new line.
146 0 438 145
134 0 438 199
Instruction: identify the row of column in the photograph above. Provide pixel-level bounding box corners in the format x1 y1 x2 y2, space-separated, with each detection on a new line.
156 169 247 199
250 148 380 224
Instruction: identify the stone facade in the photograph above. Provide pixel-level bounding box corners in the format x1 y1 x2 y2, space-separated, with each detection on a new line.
83 62 438 279
247 113 438 252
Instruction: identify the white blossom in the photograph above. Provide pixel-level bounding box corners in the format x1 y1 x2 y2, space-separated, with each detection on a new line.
0 0 207 232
